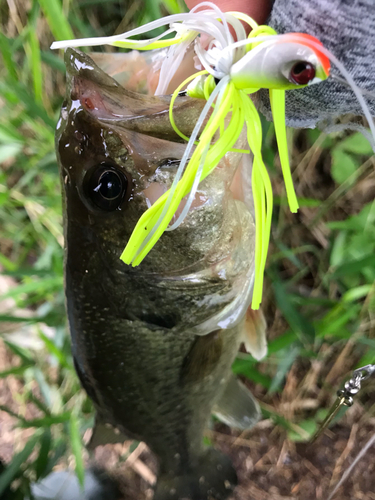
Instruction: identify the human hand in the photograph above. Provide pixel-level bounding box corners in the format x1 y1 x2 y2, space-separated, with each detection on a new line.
185 0 272 26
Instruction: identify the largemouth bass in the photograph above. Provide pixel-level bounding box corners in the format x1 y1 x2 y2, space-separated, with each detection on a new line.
56 48 261 500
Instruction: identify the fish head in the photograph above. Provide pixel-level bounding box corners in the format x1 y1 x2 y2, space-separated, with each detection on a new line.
57 48 255 331
57 48 254 272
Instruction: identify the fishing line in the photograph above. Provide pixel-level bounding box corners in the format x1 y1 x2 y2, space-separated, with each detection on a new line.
332 74 375 101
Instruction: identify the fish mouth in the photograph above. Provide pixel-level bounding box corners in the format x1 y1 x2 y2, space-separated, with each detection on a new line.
63 48 206 143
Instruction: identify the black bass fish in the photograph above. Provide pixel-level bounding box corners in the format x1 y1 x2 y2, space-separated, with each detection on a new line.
56 48 262 500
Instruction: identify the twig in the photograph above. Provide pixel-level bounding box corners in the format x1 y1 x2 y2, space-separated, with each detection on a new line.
327 433 375 500
124 442 156 486
329 423 358 487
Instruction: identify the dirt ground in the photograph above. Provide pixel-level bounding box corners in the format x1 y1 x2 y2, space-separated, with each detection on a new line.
2 338 375 500
92 414 375 500
94 419 375 500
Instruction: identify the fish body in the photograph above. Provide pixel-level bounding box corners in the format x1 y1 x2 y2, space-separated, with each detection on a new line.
57 48 259 500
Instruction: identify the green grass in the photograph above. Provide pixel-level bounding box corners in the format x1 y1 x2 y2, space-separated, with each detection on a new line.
0 0 374 495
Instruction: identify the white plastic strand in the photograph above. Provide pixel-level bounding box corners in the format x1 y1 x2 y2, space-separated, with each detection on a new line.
167 77 230 229
51 10 227 50
132 75 230 261
155 30 197 95
190 2 232 46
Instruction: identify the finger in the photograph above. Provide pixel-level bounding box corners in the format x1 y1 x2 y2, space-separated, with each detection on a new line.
185 0 272 26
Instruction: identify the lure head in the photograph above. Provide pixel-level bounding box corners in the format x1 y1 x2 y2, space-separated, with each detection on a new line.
230 33 330 90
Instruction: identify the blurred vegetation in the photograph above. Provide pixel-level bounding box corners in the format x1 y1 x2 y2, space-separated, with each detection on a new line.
0 0 374 497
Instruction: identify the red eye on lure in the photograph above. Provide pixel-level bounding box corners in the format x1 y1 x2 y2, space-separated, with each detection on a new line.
283 32 331 76
289 62 316 85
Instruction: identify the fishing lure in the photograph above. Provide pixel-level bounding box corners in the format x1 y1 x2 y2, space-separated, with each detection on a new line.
51 2 375 309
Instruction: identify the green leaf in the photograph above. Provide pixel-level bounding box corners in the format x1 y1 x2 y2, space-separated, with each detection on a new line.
269 346 300 394
232 358 272 389
342 285 372 303
35 429 52 479
0 432 41 495
0 314 33 323
0 81 55 128
0 33 18 81
0 364 33 378
316 304 360 338
69 413 85 488
0 276 62 299
41 51 66 72
273 281 315 343
338 132 374 155
327 202 375 231
287 419 317 442
28 29 43 103
330 231 347 267
274 196 321 208
268 330 298 354
18 413 71 428
44 438 67 477
4 341 34 363
332 254 375 278
331 149 358 184
0 124 24 144
39 331 72 369
0 253 18 272
357 351 375 368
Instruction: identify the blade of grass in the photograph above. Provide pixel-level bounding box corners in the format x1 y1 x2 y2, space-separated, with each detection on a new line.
69 413 85 488
0 431 42 495
17 413 71 428
35 428 52 479
269 346 300 394
0 364 33 378
4 341 34 363
332 254 375 278
28 29 43 104
267 330 298 354
232 358 272 390
272 280 315 344
37 0 75 41
0 33 18 81
39 330 72 369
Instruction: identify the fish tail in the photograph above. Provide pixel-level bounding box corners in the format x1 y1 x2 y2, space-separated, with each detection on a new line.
154 449 237 500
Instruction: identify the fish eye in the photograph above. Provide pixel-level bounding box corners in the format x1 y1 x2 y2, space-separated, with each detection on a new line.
85 164 128 211
289 61 316 85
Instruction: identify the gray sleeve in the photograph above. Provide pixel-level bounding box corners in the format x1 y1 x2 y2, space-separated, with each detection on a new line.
259 0 375 128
